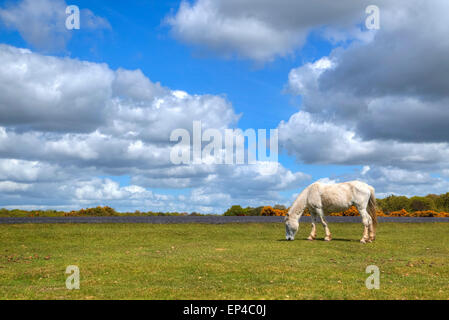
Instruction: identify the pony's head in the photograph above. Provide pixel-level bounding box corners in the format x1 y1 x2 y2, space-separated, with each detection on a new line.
284 213 299 241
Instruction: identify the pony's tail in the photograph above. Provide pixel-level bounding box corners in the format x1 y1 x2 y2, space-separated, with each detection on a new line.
368 187 377 232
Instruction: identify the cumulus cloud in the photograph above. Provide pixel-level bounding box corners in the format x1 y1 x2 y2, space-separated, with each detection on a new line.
0 159 66 182
279 0 449 196
74 178 161 202
0 45 114 132
283 1 449 141
167 0 391 61
341 166 449 198
0 44 309 212
0 180 31 193
278 111 449 170
0 44 239 138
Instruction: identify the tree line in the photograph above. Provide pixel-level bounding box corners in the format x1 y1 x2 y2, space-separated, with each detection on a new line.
1 193 449 217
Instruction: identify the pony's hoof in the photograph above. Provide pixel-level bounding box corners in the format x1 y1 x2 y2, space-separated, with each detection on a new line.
324 236 332 242
307 236 315 241
360 239 367 244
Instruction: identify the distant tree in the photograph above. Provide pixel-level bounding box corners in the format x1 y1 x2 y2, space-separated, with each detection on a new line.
223 205 246 216
253 207 264 216
435 192 449 212
409 196 436 212
377 195 411 213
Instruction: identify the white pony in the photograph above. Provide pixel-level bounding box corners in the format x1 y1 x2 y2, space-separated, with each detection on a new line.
285 181 377 243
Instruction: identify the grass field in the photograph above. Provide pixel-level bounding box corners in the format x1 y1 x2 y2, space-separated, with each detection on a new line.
1 222 448 300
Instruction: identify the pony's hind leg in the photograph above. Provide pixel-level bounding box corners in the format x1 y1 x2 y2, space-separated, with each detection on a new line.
316 208 332 241
368 223 376 242
359 208 372 244
308 213 317 241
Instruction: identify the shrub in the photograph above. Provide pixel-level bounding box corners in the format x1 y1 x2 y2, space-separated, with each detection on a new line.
260 206 288 216
387 209 409 217
329 206 360 216
64 206 119 217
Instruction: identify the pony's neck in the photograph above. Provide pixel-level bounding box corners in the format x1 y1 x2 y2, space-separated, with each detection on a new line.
288 188 308 220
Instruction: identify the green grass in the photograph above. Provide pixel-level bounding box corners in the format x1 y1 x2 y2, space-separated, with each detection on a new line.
0 222 448 300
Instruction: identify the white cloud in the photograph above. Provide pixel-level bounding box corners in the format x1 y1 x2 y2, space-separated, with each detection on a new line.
74 179 153 201
279 110 449 170
0 44 309 212
361 166 370 175
0 159 64 182
166 0 305 61
317 178 337 185
343 166 449 198
0 180 31 192
279 1 449 197
167 0 394 61
0 44 114 132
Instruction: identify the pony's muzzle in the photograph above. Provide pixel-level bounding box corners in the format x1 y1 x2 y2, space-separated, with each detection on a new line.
285 223 298 241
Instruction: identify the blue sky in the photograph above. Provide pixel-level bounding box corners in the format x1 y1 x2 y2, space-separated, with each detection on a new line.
1 0 448 213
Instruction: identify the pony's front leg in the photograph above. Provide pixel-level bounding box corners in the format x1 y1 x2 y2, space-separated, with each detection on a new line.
308 214 317 241
317 209 332 241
